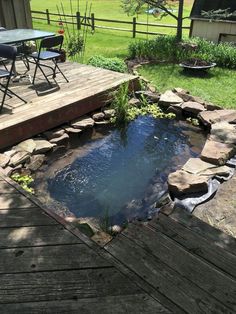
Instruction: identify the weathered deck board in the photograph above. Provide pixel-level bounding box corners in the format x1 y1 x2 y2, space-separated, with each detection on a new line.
170 207 236 256
0 194 35 209
150 213 236 278
122 223 236 310
0 294 172 314
0 181 20 193
0 244 111 274
0 61 139 149
105 232 232 314
0 268 145 303
0 225 83 248
0 208 57 228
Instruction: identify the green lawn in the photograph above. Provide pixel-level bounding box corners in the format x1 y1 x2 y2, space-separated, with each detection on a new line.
30 0 236 109
139 64 236 109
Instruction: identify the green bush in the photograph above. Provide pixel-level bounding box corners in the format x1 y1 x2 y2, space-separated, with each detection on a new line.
88 55 127 73
128 36 236 69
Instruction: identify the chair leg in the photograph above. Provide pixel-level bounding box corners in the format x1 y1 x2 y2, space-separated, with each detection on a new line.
52 59 69 83
0 80 26 113
0 76 11 112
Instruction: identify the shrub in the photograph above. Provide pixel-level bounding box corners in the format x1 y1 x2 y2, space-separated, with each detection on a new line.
128 36 236 69
88 55 127 73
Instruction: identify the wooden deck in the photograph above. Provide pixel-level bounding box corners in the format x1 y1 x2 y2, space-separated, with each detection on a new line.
1 173 236 313
0 172 169 313
0 61 138 150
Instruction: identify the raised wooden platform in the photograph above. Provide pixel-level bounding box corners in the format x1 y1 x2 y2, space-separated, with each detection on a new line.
1 171 236 313
0 61 139 150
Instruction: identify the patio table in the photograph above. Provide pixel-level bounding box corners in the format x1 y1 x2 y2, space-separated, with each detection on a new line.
0 29 55 45
0 29 55 80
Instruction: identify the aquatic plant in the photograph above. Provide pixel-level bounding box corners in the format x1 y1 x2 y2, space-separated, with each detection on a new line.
11 173 35 194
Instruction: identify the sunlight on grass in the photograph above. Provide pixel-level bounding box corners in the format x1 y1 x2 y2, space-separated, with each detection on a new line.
139 64 236 109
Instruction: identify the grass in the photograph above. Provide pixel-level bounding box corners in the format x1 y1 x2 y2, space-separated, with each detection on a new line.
30 0 236 110
138 63 236 109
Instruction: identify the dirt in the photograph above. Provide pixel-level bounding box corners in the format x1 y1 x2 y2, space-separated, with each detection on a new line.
182 58 211 67
194 173 236 238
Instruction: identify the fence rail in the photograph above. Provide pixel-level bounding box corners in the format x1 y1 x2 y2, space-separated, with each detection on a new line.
31 9 190 38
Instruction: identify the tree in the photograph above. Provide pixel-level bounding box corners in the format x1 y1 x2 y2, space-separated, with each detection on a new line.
122 0 185 41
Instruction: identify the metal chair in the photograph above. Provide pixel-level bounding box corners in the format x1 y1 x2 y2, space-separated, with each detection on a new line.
29 35 69 86
0 44 26 113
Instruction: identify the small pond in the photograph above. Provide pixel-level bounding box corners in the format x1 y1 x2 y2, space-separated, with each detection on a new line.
34 116 206 226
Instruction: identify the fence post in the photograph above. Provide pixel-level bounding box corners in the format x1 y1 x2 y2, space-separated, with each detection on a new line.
132 17 136 38
76 11 81 30
91 13 95 32
46 9 50 25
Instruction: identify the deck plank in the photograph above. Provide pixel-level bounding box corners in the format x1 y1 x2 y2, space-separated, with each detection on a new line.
0 208 58 228
0 244 111 273
0 268 143 303
0 194 35 209
122 223 236 311
0 181 20 194
149 213 236 278
105 230 233 314
169 208 236 256
0 294 172 314
0 225 83 248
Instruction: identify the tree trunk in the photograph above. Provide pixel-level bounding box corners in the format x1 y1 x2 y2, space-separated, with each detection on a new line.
176 0 184 41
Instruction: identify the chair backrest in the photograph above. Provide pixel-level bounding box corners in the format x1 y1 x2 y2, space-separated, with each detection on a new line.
40 35 64 49
0 44 17 60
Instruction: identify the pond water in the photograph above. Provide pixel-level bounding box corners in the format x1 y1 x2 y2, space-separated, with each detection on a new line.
34 116 206 226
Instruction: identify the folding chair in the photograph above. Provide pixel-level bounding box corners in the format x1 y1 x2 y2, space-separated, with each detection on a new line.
29 35 69 86
0 44 26 113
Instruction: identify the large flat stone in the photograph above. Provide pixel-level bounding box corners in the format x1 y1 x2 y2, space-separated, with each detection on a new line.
182 101 206 115
44 128 65 140
9 151 30 167
201 139 236 165
211 121 236 144
159 90 183 107
168 170 209 196
14 139 36 154
34 139 55 154
71 116 95 129
199 109 236 127
182 158 216 174
199 165 232 177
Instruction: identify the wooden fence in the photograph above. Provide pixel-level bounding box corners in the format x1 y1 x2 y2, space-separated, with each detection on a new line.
31 9 190 38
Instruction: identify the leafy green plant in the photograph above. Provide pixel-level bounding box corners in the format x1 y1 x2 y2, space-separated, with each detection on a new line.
66 35 84 57
88 55 128 73
186 117 200 126
11 173 35 194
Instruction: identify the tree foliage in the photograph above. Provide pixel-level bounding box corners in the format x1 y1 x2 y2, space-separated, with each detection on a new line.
121 0 185 40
